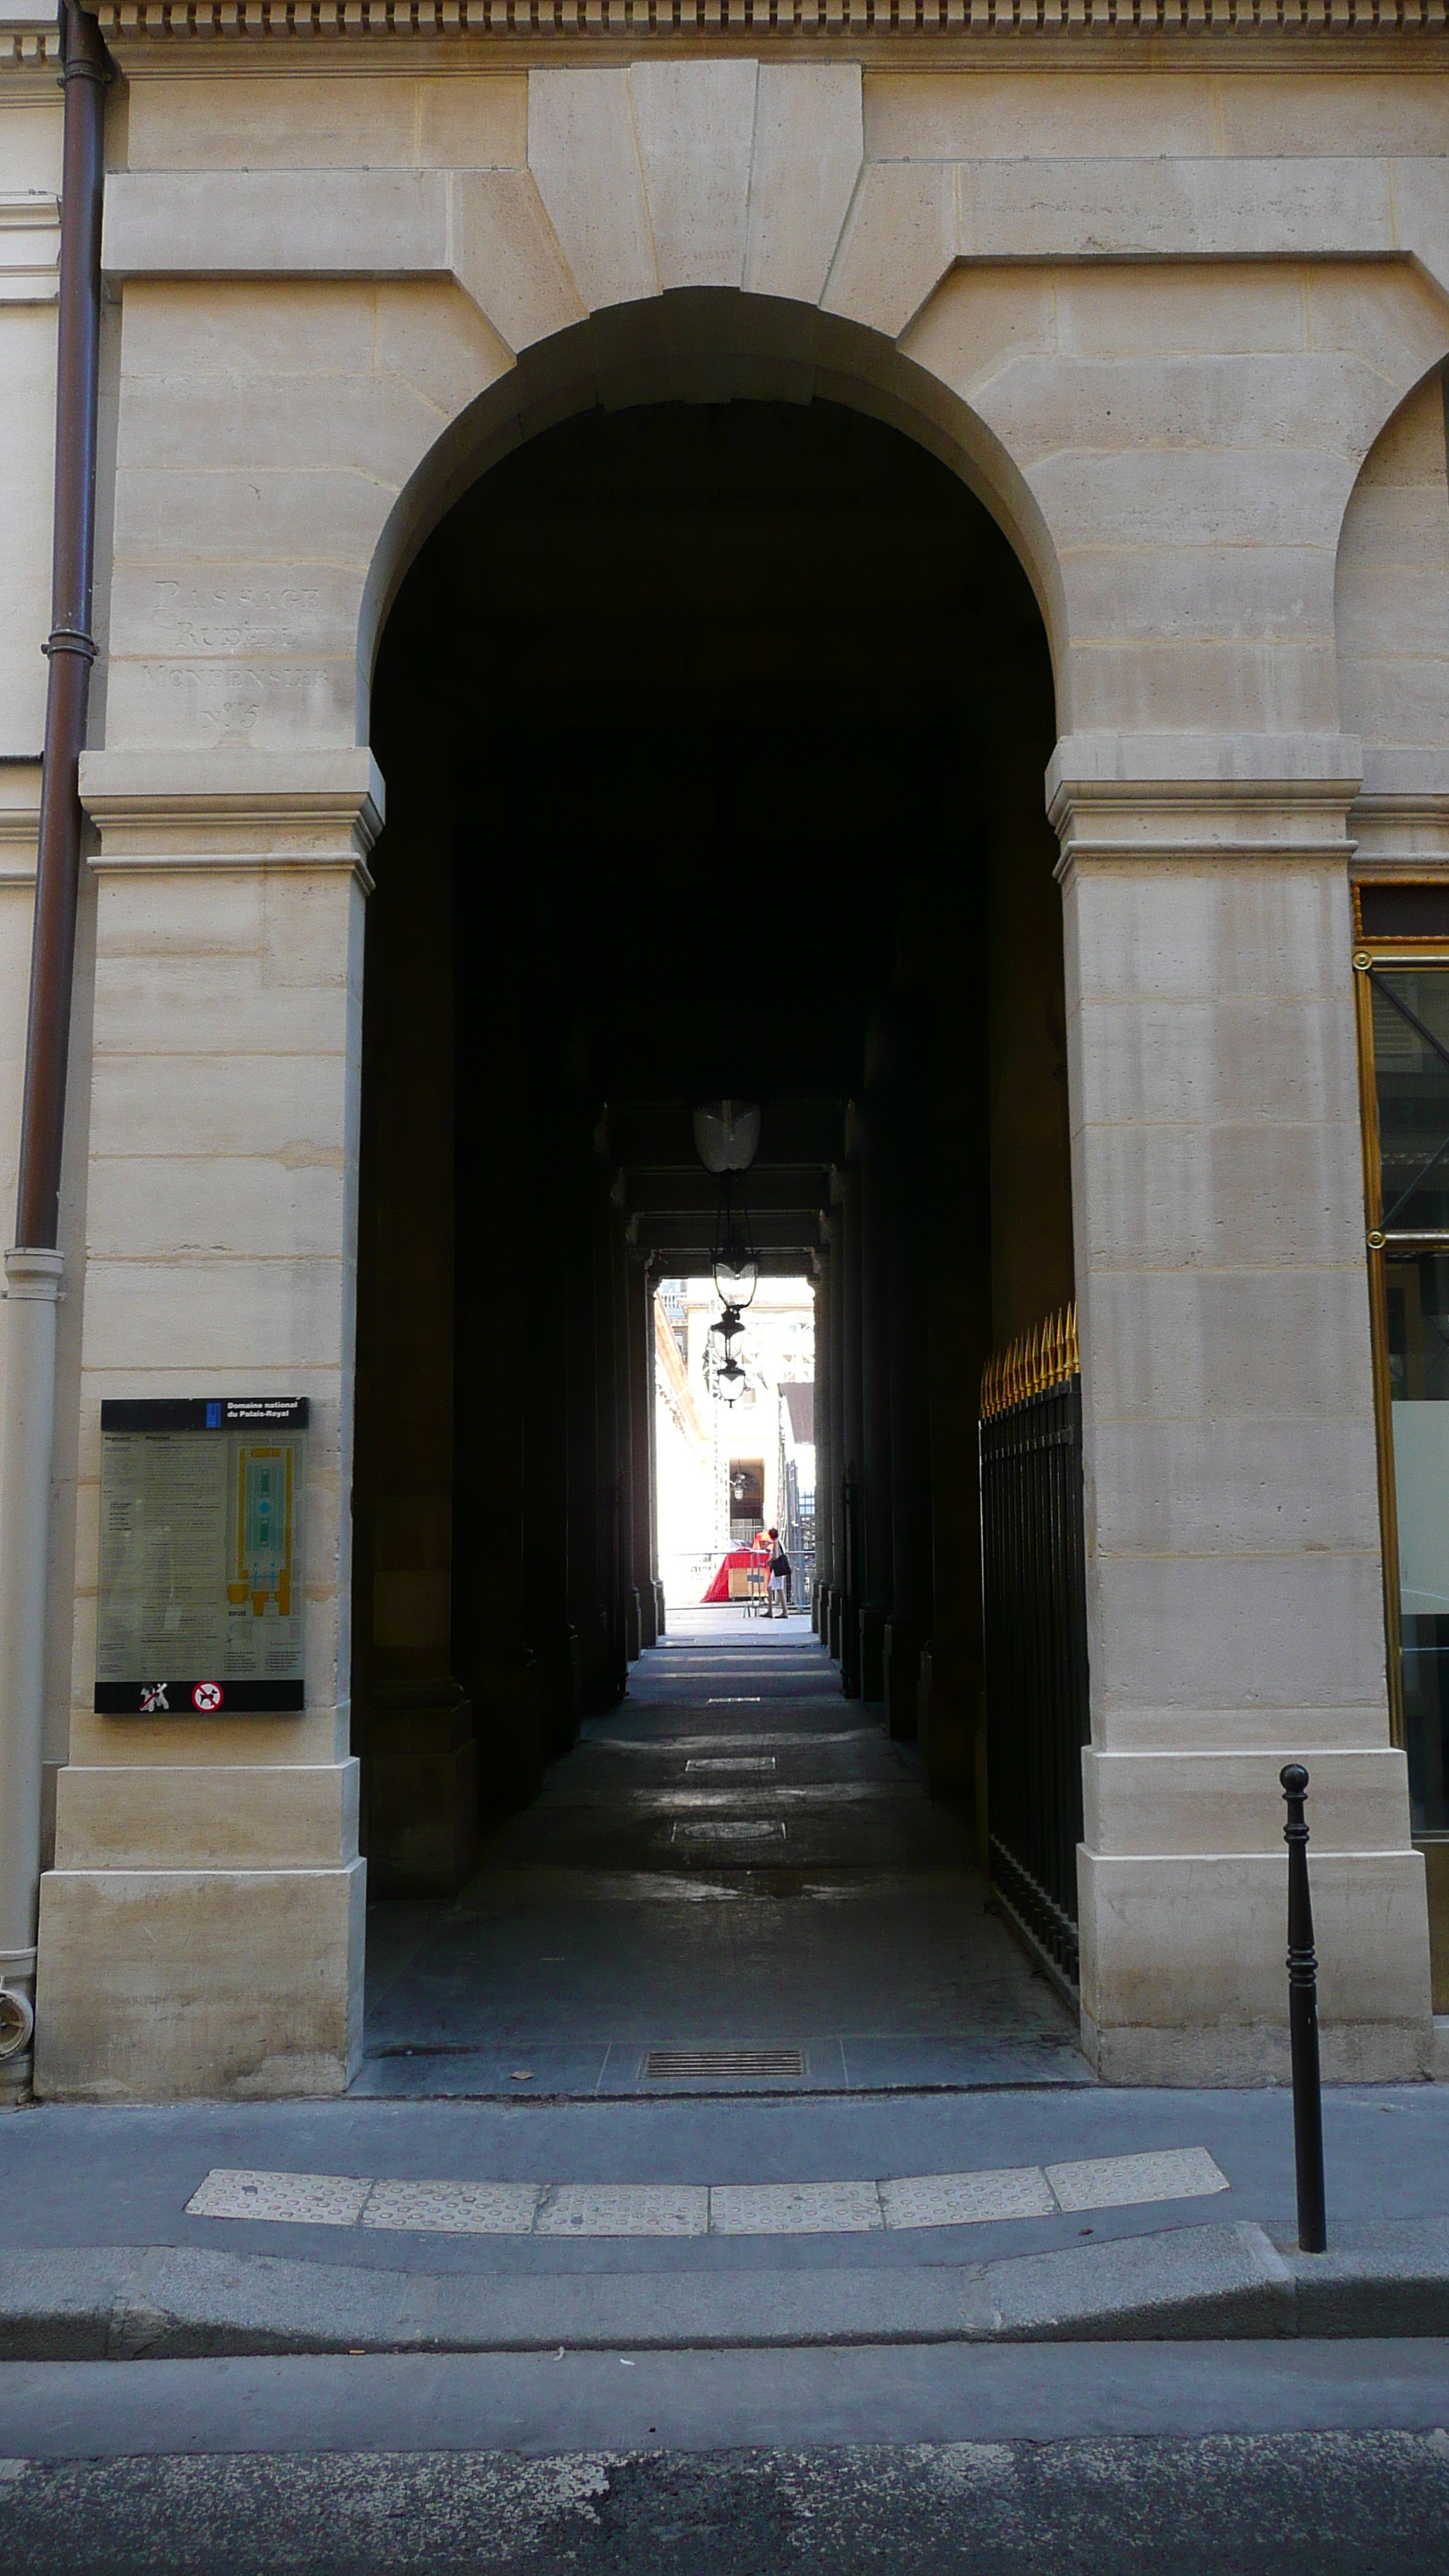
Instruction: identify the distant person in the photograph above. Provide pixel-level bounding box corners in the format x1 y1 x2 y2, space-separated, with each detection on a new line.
766 1527 790 1619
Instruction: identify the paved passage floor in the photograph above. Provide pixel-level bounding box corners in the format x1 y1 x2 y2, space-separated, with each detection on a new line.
360 1609 1083 2098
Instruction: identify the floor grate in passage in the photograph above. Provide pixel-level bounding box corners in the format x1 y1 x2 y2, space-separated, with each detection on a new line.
670 1818 786 1842
685 1756 777 1773
642 2047 807 2079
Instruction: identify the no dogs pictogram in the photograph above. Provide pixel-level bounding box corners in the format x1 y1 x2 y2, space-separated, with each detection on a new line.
192 1681 224 1711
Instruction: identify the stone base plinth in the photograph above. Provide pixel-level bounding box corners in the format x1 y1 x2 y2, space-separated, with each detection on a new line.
367 1684 477 1896
532 1632 581 1759
1078 1845 1434 2084
33 1859 365 2101
859 1606 887 1704
883 1618 920 1743
1423 1840 1449 2015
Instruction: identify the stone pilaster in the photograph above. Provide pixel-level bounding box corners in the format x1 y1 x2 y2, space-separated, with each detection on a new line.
1053 732 1433 2083
34 750 374 2098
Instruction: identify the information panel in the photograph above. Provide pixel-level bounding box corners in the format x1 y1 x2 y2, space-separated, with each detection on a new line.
96 1398 308 1714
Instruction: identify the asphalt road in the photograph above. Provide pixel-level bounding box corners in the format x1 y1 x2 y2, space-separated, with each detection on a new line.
3 2428 1449 2573
4 2345 1449 2572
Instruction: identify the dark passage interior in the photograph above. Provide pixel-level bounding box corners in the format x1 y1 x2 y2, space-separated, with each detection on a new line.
351 392 1077 2088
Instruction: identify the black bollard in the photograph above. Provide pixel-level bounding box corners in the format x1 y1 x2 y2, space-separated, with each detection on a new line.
1280 1762 1327 2253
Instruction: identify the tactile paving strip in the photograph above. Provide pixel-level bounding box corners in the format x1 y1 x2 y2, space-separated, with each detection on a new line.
185 2168 371 2226
880 2166 1056 2230
184 2150 1233 2239
708 2180 883 2235
536 2183 710 2237
362 2179 541 2235
1045 2147 1230 2213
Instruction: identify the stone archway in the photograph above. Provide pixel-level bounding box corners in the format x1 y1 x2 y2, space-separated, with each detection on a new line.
353 379 1070 1903
29 60 1446 2093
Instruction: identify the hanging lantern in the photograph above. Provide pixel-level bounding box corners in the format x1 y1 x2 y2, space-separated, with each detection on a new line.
715 1351 750 1405
704 1317 752 1406
709 1303 745 1355
711 1169 759 1311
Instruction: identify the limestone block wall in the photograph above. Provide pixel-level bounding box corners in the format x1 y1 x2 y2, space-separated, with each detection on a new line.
0 56 60 1379
1338 370 1449 882
1338 369 1449 780
0 63 60 761
5 36 1446 2089
94 63 1449 753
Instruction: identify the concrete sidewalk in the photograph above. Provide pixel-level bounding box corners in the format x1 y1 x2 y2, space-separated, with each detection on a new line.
3 2082 1448 2355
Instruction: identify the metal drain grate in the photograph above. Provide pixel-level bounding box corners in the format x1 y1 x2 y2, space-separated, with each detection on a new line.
643 2048 806 2080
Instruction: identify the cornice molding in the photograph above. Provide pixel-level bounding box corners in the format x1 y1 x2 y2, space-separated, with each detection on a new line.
0 2 59 67
77 746 383 888
1047 732 1365 874
84 0 1448 46
1351 783 1449 873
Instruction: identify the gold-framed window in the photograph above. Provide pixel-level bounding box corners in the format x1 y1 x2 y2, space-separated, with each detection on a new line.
1354 878 1449 1882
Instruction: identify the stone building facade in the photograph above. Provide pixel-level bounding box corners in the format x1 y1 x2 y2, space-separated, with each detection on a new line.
2 7 1447 2098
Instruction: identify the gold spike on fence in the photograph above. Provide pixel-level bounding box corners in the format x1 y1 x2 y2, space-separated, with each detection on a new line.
979 1302 1080 1421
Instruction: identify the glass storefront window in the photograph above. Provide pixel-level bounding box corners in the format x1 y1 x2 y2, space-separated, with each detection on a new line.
1359 898 1449 2002
1370 971 1449 1234
1386 1249 1449 1834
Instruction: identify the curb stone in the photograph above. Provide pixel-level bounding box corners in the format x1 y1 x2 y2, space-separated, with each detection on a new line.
1 2221 1447 2357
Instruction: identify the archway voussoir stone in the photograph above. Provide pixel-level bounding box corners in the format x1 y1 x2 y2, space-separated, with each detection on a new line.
526 67 661 316
449 168 587 357
822 158 957 343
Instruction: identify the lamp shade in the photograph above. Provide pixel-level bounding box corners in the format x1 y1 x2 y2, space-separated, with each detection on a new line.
693 1100 761 1174
714 1257 758 1308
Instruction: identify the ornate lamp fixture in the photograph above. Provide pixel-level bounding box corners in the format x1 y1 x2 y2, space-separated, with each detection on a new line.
711 1174 758 1312
692 1097 759 1396
704 1303 752 1406
713 1351 750 1406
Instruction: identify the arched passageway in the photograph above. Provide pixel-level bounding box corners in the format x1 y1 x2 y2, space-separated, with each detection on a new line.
351 390 1079 2086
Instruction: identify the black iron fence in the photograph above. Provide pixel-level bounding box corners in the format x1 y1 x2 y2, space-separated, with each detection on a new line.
779 1458 815 1600
979 1305 1090 1989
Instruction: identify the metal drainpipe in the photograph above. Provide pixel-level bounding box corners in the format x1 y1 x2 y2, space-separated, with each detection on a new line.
0 0 108 2093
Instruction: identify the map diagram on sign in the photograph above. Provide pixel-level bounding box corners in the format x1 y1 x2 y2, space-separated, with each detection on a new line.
95 1399 308 1714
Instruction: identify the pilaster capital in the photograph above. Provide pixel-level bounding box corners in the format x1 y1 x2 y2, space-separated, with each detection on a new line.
78 747 385 888
1351 752 1449 875
1046 733 1363 881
